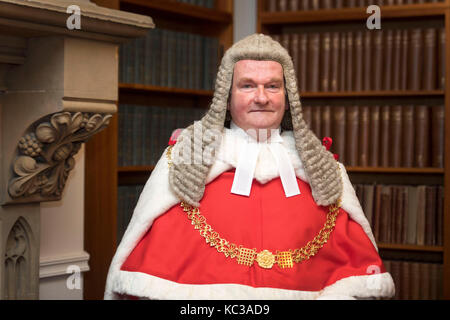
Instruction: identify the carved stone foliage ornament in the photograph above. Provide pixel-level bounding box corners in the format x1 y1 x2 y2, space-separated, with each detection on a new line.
8 112 112 201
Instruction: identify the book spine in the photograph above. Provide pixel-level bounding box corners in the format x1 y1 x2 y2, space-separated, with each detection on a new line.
373 30 383 91
414 105 430 167
359 105 370 167
402 105 415 167
392 29 402 91
312 105 322 138
363 31 372 91
346 31 354 91
330 32 340 92
321 105 332 138
309 33 320 92
320 32 331 91
332 106 346 164
369 105 380 167
431 105 445 168
383 29 394 90
408 28 423 91
291 34 299 81
423 28 437 90
346 105 360 166
339 32 347 91
354 31 363 92
390 105 402 167
299 33 308 92
379 105 390 167
438 28 446 90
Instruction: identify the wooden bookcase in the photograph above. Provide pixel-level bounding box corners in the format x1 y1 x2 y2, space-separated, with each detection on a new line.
257 0 450 299
84 0 233 299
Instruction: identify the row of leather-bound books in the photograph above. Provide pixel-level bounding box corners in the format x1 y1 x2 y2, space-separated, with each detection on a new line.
174 0 215 8
118 104 207 167
117 185 144 243
383 260 443 300
119 28 219 90
271 27 445 93
266 0 444 11
353 183 444 246
302 104 444 168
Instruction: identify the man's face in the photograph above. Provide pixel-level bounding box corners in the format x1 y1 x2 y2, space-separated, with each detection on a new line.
228 60 287 132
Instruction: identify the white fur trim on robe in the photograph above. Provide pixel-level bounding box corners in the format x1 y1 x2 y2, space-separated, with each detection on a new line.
104 129 394 300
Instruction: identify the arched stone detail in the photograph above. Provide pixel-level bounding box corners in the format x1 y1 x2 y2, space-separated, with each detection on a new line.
3 217 35 300
8 112 112 203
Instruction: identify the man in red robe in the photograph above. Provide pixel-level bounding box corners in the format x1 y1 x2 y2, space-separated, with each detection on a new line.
105 34 395 300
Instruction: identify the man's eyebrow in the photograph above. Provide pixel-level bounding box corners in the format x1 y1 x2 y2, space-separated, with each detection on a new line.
237 77 283 83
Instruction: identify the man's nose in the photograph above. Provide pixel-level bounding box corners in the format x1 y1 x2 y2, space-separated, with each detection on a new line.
254 86 268 104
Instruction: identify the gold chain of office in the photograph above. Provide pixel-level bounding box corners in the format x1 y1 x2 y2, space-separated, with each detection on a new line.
167 144 342 269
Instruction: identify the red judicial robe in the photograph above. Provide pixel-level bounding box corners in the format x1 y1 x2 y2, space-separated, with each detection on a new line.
105 130 395 300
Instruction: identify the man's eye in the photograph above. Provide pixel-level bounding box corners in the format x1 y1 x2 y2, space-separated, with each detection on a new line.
242 84 253 88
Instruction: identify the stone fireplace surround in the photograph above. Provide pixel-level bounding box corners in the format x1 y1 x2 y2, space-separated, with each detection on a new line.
0 0 153 299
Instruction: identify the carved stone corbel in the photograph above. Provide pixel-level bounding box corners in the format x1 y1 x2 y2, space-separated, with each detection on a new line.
8 112 112 203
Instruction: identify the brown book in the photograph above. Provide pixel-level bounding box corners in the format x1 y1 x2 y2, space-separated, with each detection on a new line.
436 185 444 246
391 260 401 300
354 31 363 92
401 186 409 244
410 261 421 299
281 33 290 51
339 32 347 91
416 185 427 246
423 28 437 91
332 106 346 164
380 105 390 167
299 33 308 93
320 32 331 91
335 0 343 8
380 185 392 243
363 31 372 91
408 28 423 91
400 29 409 90
401 105 415 167
346 105 359 166
406 185 418 245
321 105 332 138
383 29 394 91
389 105 402 167
373 184 383 242
289 0 299 11
430 263 439 300
390 185 399 244
373 30 384 91
425 186 437 246
302 105 312 128
397 186 408 244
392 29 402 91
346 31 354 91
290 34 299 79
300 0 310 10
369 105 381 167
438 28 445 90
359 105 370 167
330 32 340 92
414 105 430 167
401 260 411 300
309 33 320 92
420 263 431 299
363 184 375 228
278 0 288 11
311 105 322 138
322 0 333 9
431 105 444 168
311 0 320 10
267 0 277 11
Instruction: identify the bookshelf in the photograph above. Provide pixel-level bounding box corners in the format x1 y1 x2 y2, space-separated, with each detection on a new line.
257 0 450 300
84 0 233 299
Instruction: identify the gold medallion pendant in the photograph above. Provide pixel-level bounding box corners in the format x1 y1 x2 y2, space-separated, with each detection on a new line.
256 250 275 269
